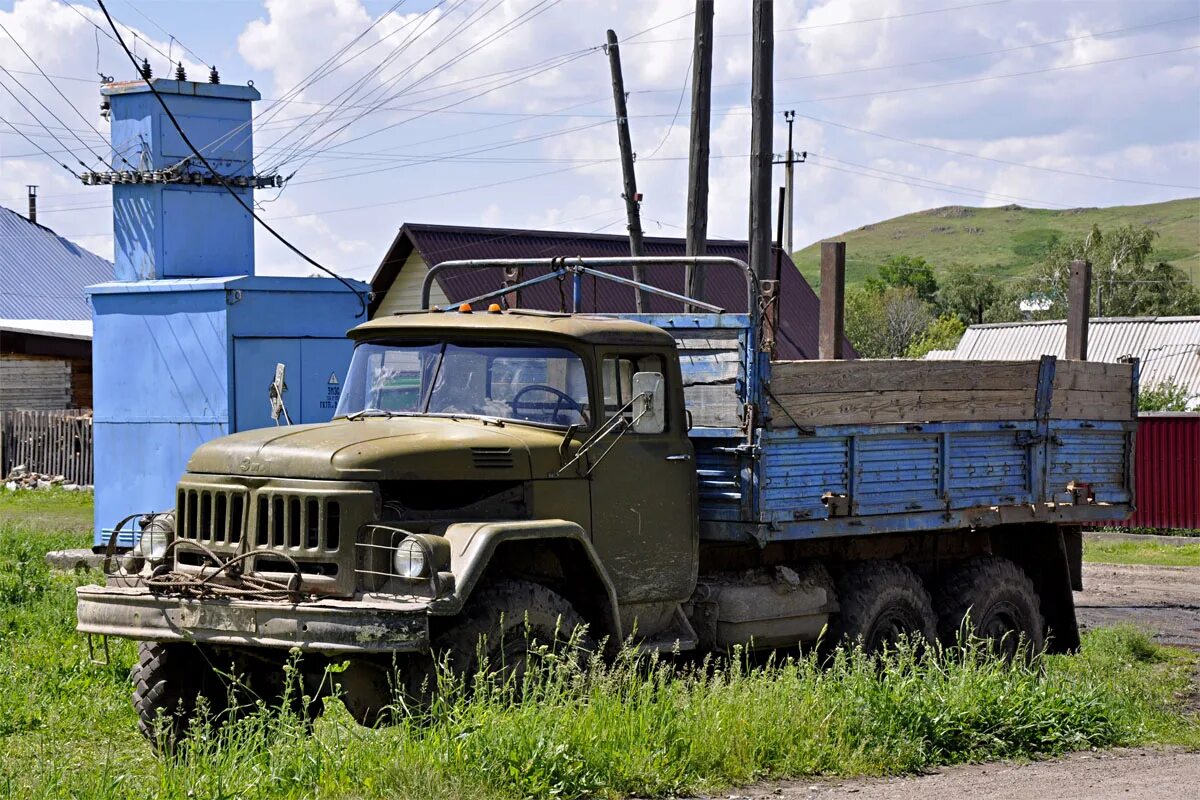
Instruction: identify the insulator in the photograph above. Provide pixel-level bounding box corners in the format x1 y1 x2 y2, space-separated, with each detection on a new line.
209 66 220 84
175 62 186 81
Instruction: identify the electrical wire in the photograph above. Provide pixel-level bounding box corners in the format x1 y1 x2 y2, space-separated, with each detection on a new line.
0 111 80 175
794 111 1200 191
121 1 210 68
0 19 125 169
93 0 366 317
268 0 565 173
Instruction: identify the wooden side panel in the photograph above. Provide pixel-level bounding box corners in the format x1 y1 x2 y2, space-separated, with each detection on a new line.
1050 361 1134 420
768 360 1041 427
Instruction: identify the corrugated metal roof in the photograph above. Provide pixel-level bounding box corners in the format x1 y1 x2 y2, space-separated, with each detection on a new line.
0 319 92 340
0 204 112 321
941 316 1200 407
370 223 851 360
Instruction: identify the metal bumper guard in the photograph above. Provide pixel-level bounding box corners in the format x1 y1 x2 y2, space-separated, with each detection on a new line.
76 585 430 653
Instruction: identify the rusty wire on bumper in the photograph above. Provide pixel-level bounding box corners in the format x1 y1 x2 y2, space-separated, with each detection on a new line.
76 585 431 654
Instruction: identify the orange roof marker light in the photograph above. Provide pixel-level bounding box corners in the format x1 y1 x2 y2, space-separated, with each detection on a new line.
458 303 473 314
487 303 503 314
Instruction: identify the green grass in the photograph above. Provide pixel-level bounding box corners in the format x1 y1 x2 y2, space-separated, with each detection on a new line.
0 487 93 536
1085 538 1200 568
1 498 1197 799
793 197 1200 289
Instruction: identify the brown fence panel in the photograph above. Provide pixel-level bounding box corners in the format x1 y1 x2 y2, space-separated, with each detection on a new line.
0 409 93 485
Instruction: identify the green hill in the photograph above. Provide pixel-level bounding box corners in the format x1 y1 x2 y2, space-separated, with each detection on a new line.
794 197 1200 289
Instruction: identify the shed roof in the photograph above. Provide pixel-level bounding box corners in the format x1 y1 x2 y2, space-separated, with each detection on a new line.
369 222 850 360
0 205 111 320
938 316 1200 407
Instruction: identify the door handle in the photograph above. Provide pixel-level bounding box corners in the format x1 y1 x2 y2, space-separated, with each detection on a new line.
665 453 692 461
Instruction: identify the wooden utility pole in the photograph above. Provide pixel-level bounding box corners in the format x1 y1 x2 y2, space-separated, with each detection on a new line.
606 29 647 312
1066 259 1092 361
747 0 773 285
819 241 846 360
685 0 715 305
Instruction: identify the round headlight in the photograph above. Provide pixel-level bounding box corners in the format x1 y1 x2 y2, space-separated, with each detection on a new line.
393 537 428 579
136 514 173 562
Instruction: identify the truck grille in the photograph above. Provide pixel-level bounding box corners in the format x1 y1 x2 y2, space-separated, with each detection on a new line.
177 487 342 551
172 476 376 597
177 487 249 546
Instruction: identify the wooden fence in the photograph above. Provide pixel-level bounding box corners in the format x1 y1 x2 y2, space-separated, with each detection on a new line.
0 409 93 485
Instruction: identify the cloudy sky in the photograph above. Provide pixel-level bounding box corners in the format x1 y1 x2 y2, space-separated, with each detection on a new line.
0 0 1197 281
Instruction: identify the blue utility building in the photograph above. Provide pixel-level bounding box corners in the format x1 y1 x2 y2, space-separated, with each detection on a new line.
88 78 368 547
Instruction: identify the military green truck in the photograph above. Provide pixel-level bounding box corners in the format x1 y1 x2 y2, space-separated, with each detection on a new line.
77 257 1137 746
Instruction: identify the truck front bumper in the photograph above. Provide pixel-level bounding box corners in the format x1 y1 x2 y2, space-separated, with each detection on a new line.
76 585 430 654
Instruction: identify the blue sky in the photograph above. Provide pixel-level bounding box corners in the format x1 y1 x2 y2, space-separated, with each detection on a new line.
1 0 1197 281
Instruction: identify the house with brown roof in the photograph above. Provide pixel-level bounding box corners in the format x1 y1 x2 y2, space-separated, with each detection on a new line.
368 222 848 360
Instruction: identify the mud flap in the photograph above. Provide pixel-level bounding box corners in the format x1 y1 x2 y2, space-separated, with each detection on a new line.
992 523 1081 654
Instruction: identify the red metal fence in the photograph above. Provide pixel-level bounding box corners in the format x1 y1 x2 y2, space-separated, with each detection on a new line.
1107 413 1200 531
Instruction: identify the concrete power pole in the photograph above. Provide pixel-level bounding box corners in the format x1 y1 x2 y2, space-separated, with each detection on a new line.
685 0 715 305
748 0 774 287
783 110 795 254
605 29 647 312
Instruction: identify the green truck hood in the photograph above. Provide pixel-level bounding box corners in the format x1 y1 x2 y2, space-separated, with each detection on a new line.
186 416 573 480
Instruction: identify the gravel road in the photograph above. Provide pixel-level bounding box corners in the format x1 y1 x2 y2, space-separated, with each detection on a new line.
727 748 1199 800
700 561 1200 800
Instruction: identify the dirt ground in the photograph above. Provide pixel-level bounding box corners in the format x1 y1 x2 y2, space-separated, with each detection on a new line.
708 562 1200 800
1075 562 1200 649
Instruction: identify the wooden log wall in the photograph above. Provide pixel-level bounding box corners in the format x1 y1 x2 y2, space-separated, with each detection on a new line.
0 354 71 410
0 409 93 485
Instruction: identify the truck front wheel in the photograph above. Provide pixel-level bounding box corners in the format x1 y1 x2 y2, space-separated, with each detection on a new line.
433 579 594 692
934 556 1045 658
131 642 228 752
829 561 937 654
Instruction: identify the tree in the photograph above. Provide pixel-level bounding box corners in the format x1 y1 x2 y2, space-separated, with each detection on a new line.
1138 378 1194 412
866 255 939 304
939 264 1003 325
906 315 966 358
1030 224 1200 317
845 285 933 358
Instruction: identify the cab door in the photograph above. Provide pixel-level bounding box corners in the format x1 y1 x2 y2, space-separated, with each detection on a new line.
586 349 697 610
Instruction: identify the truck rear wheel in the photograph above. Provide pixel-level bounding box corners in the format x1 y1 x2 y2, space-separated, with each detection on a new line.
433 579 593 692
934 556 1045 658
829 561 936 654
131 642 228 752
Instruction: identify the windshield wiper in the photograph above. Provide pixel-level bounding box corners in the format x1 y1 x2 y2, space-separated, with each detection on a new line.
344 408 407 421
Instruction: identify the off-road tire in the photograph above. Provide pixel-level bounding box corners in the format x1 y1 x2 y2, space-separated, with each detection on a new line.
433 579 593 691
131 642 227 752
829 561 937 654
337 654 435 727
934 556 1046 658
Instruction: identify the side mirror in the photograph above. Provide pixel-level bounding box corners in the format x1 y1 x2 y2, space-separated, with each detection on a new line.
631 372 666 434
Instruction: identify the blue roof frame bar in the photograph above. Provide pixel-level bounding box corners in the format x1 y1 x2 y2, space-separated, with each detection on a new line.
420 256 756 316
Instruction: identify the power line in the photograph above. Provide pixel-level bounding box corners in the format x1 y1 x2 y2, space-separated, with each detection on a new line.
0 19 124 169
627 0 1012 44
122 1 210 68
94 0 366 317
796 110 1200 191
0 111 80 175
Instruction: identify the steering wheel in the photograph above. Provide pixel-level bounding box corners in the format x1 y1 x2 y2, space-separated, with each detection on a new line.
510 384 584 425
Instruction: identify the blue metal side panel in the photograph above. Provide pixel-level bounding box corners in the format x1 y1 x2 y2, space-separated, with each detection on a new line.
1048 420 1133 504
91 288 232 547
947 428 1034 507
854 434 942 514
760 436 847 523
161 187 254 278
112 185 163 281
94 421 225 548
693 436 745 522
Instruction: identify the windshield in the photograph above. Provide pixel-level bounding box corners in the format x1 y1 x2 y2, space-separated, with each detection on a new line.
334 340 592 428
